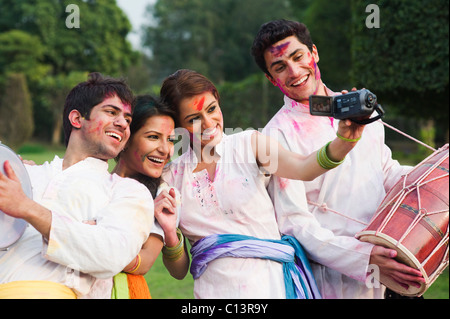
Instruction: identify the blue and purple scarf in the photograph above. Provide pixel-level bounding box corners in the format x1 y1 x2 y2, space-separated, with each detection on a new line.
190 234 321 299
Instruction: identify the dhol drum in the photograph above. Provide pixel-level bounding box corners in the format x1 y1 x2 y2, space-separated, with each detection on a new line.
0 143 31 251
357 144 449 297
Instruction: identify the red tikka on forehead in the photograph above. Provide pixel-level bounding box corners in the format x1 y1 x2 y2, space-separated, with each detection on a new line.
270 42 290 57
193 96 206 111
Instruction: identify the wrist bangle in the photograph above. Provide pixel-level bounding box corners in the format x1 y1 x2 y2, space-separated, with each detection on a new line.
162 228 184 262
336 132 361 143
126 254 141 274
317 141 345 170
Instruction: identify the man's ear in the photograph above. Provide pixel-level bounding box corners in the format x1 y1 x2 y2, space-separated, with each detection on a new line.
312 44 320 63
68 110 83 129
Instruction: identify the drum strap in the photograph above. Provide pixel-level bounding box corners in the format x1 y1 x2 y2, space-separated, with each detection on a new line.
0 281 77 299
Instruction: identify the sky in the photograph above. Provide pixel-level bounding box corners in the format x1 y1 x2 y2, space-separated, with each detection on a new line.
116 0 156 50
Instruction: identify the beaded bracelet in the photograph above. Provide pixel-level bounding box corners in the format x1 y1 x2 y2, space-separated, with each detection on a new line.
317 141 345 170
162 228 184 262
336 132 361 143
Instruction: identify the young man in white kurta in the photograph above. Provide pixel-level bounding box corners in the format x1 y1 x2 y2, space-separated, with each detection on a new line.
0 73 154 298
264 94 409 298
251 20 414 298
0 156 153 298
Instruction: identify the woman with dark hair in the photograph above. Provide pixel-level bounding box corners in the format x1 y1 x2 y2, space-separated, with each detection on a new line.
159 69 365 299
111 95 189 298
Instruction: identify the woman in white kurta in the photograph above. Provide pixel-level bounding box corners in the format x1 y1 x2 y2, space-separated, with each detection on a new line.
160 69 365 299
112 95 189 298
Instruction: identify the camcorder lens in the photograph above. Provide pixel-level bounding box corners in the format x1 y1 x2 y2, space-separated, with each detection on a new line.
366 93 376 107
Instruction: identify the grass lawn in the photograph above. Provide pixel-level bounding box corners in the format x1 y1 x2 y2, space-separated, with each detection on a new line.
14 142 449 299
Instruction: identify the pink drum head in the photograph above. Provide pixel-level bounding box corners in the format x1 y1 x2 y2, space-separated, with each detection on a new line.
0 143 31 250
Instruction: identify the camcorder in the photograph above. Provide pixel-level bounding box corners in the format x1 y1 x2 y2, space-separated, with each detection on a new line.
309 89 384 124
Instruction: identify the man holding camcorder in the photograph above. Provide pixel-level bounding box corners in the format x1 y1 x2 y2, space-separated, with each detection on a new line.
251 19 425 299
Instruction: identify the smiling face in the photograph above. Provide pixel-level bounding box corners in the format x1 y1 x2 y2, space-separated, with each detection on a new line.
264 35 326 103
76 95 132 160
118 115 175 179
178 91 224 150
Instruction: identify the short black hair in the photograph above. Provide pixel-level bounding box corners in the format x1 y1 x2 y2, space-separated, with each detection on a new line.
63 72 135 146
251 19 314 77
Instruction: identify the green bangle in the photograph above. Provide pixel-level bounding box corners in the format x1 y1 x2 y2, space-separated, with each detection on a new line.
336 132 361 143
162 228 184 261
317 141 345 170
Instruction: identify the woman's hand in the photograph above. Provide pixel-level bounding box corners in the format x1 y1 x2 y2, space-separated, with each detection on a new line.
154 188 179 247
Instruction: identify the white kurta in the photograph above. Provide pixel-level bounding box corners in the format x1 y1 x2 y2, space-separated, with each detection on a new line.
263 93 410 299
0 156 154 298
163 131 286 299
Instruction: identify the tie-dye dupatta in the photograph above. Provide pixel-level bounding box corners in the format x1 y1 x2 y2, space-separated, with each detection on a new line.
190 234 321 299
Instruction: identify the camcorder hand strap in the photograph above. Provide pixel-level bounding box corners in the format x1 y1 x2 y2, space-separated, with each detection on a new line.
351 104 385 125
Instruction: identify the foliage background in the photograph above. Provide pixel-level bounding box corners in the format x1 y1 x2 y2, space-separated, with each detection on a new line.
0 0 448 149
1 0 449 299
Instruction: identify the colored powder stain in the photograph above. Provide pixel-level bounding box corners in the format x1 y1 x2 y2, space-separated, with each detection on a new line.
194 96 205 111
292 120 301 133
314 61 321 80
292 100 309 110
276 78 289 96
134 150 145 163
270 42 290 57
88 121 104 134
307 57 321 81
278 178 290 190
329 117 334 127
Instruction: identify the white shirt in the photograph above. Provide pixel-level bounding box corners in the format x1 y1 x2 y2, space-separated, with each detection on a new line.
0 156 154 298
263 94 410 299
163 131 286 299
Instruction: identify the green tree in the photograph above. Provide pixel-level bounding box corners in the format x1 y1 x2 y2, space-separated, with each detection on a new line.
0 0 138 144
143 0 293 84
351 0 449 144
0 0 137 76
0 29 50 86
301 0 353 91
0 73 34 150
39 71 88 145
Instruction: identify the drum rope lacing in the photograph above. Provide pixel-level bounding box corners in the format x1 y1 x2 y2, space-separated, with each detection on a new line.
308 120 444 227
308 120 442 226
370 144 449 280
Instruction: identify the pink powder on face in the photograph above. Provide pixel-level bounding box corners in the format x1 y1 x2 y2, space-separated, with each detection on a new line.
307 55 321 81
314 61 321 80
270 42 290 57
88 120 104 134
276 78 289 96
122 103 132 115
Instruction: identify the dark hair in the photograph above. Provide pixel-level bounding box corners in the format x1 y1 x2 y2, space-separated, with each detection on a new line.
123 94 176 198
160 69 220 126
63 72 135 146
251 19 314 77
